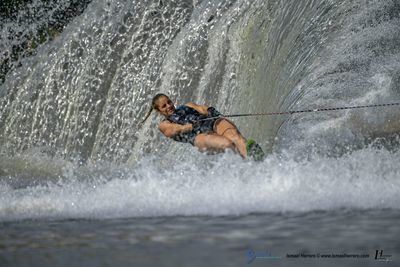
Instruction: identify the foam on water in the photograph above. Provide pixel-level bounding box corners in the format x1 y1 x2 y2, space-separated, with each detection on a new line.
1 146 399 222
1 0 400 223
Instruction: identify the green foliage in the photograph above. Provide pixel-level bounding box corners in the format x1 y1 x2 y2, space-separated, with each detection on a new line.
0 0 31 19
0 0 92 84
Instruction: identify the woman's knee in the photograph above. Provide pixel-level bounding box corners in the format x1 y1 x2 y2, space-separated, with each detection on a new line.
219 138 235 150
194 134 234 151
222 127 242 141
194 135 208 150
215 119 242 137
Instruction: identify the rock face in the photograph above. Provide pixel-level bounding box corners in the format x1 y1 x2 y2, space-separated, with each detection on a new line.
1 0 92 83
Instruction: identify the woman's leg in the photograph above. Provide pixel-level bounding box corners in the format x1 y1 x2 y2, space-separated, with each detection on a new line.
194 133 235 153
213 119 247 158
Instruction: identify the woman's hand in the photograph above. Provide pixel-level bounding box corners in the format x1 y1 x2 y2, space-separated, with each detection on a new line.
207 107 222 117
183 123 193 132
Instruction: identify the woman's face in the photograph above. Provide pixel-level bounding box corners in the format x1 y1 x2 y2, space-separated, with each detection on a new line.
155 96 175 117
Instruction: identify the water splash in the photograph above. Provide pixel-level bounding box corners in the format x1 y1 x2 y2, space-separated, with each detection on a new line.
1 0 400 222
1 146 399 222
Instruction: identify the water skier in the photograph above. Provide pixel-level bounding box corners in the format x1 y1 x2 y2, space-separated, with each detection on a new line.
143 93 264 160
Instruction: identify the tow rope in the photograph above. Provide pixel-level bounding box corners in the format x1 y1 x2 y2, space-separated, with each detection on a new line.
198 102 400 121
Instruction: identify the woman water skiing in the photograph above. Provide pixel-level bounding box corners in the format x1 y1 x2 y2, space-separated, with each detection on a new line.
142 93 264 160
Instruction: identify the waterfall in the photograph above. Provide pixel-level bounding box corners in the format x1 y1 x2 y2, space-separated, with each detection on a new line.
1 0 400 164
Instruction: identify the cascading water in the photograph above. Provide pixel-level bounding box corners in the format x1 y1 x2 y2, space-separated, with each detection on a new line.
0 0 400 221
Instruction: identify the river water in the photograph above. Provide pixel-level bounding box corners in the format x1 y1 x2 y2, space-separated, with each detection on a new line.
0 0 399 266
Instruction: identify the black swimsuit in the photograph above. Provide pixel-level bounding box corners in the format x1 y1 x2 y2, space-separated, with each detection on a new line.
166 105 219 145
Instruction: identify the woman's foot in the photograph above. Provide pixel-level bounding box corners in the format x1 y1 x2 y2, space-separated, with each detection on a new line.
246 139 265 161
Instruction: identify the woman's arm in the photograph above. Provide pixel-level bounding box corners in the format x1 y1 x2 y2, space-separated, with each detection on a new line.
185 102 209 115
159 120 193 138
185 102 221 117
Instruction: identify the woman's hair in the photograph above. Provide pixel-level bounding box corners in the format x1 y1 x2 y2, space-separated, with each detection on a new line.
141 93 169 124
